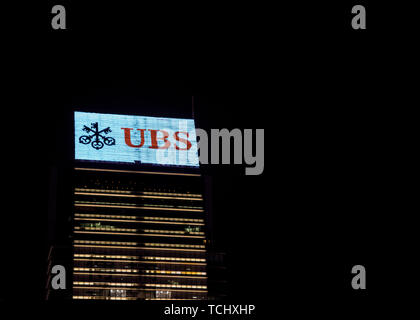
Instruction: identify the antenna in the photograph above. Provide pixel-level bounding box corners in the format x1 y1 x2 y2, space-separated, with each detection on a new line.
192 95 195 119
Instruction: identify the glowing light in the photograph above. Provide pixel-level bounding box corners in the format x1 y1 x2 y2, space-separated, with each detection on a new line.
74 111 199 167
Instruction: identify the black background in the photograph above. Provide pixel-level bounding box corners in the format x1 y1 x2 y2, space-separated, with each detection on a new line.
1 0 416 317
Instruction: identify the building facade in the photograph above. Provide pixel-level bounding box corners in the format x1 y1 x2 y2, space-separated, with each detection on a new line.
47 110 217 301
72 167 208 300
71 111 208 300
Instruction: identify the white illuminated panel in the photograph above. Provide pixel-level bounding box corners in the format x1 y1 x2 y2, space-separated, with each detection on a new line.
74 111 199 167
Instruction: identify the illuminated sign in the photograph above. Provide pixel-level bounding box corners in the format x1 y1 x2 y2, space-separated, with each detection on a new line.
74 111 199 167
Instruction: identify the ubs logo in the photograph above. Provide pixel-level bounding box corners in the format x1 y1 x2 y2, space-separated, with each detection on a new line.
79 122 116 150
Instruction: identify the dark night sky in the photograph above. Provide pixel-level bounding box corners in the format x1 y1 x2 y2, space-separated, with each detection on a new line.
1 1 415 317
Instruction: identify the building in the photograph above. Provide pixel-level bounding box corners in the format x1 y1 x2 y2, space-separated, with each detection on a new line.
47 110 218 301
72 167 208 300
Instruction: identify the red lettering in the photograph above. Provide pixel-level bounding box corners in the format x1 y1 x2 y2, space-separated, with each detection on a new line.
149 129 171 149
121 128 146 148
174 131 192 150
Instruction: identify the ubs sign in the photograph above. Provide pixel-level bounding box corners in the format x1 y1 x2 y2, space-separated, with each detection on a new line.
74 111 199 167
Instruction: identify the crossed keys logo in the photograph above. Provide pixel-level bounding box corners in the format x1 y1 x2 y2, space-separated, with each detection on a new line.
79 122 116 150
